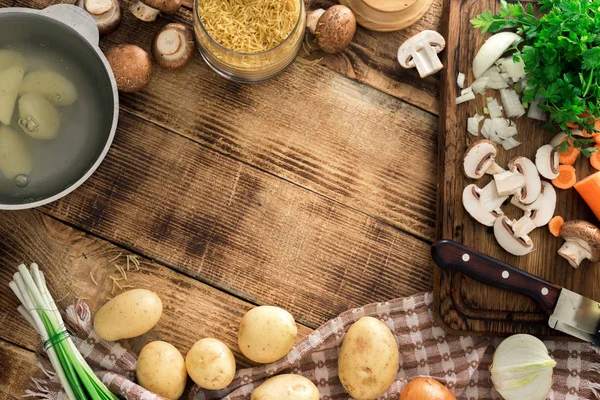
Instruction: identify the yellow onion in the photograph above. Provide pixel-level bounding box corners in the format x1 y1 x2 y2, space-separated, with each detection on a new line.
399 377 456 400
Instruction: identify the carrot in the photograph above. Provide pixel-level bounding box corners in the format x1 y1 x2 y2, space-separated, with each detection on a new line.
552 164 577 189
591 145 600 170
582 120 600 138
558 139 580 165
548 216 564 237
574 171 600 221
595 134 600 145
566 121 579 129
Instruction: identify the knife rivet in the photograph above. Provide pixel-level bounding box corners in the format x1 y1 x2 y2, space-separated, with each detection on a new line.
462 254 470 262
502 271 509 279
541 287 549 295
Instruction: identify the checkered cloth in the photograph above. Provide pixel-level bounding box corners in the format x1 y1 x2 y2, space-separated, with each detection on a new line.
27 294 599 400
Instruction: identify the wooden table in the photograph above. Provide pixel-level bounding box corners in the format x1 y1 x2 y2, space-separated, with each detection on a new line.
0 0 443 397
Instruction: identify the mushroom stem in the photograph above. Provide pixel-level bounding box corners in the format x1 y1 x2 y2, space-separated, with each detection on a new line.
306 9 325 34
557 241 591 268
129 0 159 21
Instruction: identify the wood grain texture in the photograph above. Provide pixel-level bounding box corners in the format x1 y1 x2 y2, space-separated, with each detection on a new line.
435 0 600 338
0 210 310 366
0 340 38 400
0 0 440 241
29 111 435 329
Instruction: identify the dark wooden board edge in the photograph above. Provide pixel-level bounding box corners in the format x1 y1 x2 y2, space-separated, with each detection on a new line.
433 0 572 340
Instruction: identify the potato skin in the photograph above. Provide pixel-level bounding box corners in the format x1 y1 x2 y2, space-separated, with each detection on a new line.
238 306 297 363
250 374 319 400
93 289 162 341
136 341 187 400
185 338 236 390
338 317 399 400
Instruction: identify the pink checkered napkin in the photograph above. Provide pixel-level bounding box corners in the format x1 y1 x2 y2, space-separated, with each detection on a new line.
25 295 599 400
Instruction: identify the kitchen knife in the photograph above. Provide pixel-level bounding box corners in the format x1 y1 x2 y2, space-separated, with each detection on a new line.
431 239 600 346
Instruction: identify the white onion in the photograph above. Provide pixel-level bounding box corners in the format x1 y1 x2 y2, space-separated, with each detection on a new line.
471 76 489 94
491 334 556 400
499 57 526 82
461 87 473 96
456 91 476 104
482 66 509 89
528 95 547 121
501 137 521 150
500 89 525 118
487 98 503 118
467 114 484 136
473 32 522 78
493 118 518 139
481 118 493 139
457 72 465 89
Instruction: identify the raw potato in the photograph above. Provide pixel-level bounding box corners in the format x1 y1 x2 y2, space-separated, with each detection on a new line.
185 338 236 390
137 341 187 400
338 317 399 400
93 288 162 341
250 374 320 400
0 66 25 125
0 49 28 71
238 306 297 363
18 93 61 139
19 70 78 106
0 125 32 179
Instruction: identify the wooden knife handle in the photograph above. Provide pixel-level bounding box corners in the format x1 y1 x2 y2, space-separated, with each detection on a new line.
431 240 562 314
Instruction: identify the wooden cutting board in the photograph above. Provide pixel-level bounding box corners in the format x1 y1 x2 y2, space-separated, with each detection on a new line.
435 0 600 338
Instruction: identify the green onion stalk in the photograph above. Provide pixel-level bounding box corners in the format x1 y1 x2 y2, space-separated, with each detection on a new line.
9 263 118 400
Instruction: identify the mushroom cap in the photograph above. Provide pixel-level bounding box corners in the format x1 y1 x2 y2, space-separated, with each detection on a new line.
398 30 446 69
535 144 560 180
560 220 600 262
152 23 194 70
511 181 556 227
494 216 534 256
105 44 152 93
139 0 181 14
509 156 541 205
463 139 498 179
77 0 121 35
314 5 356 54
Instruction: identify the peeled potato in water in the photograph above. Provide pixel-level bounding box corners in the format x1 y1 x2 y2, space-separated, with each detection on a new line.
0 125 32 180
18 92 61 140
19 70 78 106
0 66 25 125
0 49 28 71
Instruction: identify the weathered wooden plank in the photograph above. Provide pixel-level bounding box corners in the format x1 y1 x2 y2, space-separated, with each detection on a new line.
0 340 38 400
33 111 434 328
0 210 310 364
1 0 440 241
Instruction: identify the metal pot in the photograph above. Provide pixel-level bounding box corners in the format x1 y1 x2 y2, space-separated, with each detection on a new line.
0 5 118 210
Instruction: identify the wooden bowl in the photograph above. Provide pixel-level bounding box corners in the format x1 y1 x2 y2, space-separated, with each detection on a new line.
340 0 434 31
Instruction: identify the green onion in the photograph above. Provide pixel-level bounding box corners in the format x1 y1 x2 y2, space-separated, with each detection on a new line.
9 264 118 400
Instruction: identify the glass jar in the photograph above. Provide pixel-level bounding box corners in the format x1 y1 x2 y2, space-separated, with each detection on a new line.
193 0 306 83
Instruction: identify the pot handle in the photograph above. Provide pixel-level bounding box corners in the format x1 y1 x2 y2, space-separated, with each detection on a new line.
40 4 99 47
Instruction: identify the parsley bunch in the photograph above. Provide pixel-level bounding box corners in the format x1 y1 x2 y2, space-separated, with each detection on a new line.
471 0 600 156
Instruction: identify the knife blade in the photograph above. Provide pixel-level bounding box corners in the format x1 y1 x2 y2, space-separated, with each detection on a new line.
431 239 600 345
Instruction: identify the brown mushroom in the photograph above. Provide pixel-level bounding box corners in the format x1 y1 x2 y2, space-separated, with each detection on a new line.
558 220 600 268
306 5 356 54
105 45 152 93
130 0 181 22
152 23 194 70
77 0 121 35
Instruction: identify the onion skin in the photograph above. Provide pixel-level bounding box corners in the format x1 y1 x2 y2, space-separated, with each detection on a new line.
399 378 456 400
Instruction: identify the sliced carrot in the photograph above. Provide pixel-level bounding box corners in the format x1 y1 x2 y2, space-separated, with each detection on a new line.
591 145 600 171
574 171 600 221
548 216 564 237
582 120 600 138
558 139 580 165
552 164 577 189
566 121 580 129
595 134 600 145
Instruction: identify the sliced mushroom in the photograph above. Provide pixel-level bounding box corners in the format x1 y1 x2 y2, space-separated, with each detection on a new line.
494 216 534 256
558 220 600 268
494 156 541 204
463 139 503 179
398 30 446 78
511 181 556 227
77 0 121 35
152 23 194 70
462 181 507 226
306 6 356 54
105 44 152 93
130 0 181 22
535 144 559 180
511 214 537 237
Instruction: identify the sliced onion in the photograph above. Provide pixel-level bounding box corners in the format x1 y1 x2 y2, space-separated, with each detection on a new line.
456 91 476 104
527 95 547 121
500 89 525 118
491 334 556 400
499 58 526 82
471 76 489 94
487 98 503 118
501 137 521 150
461 87 473 96
473 32 522 78
481 118 493 139
467 113 484 136
482 66 509 89
493 118 518 139
457 72 465 89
